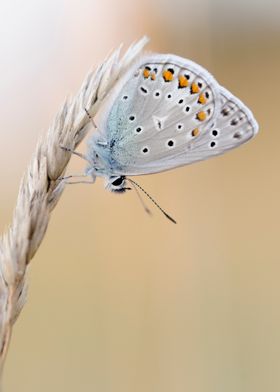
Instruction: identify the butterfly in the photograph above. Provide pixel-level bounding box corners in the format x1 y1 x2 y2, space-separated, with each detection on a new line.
62 54 258 222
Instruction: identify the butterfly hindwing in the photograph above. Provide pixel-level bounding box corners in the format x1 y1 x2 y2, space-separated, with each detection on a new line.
170 86 259 165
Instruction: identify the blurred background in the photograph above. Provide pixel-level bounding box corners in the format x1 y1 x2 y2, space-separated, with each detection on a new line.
0 0 279 391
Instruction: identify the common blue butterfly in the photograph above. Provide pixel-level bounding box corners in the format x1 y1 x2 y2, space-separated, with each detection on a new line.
62 54 258 222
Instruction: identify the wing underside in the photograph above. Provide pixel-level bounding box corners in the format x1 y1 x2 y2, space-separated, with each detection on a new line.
95 54 258 176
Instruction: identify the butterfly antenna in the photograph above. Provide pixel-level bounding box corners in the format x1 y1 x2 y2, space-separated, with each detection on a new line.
127 178 177 224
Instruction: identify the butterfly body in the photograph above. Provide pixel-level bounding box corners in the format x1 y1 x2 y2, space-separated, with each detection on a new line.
85 54 258 192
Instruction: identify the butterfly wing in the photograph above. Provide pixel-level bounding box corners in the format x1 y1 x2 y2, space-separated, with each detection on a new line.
182 86 259 163
93 54 258 176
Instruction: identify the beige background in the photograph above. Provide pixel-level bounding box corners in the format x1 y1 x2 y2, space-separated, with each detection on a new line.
0 0 279 391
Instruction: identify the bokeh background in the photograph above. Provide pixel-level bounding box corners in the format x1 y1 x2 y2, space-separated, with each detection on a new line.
0 0 279 391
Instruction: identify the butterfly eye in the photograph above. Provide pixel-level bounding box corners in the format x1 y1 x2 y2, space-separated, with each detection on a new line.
111 176 124 186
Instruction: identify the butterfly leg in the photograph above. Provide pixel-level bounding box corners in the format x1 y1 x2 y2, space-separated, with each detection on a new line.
65 180 94 185
60 145 90 162
59 174 95 185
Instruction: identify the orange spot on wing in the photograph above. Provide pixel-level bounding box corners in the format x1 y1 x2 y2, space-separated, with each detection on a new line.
192 128 199 137
163 70 173 82
197 111 206 121
143 68 150 78
191 82 200 94
151 72 156 80
178 75 188 88
198 93 207 104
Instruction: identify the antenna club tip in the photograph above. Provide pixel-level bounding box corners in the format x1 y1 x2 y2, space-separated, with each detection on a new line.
166 214 177 224
128 177 177 224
